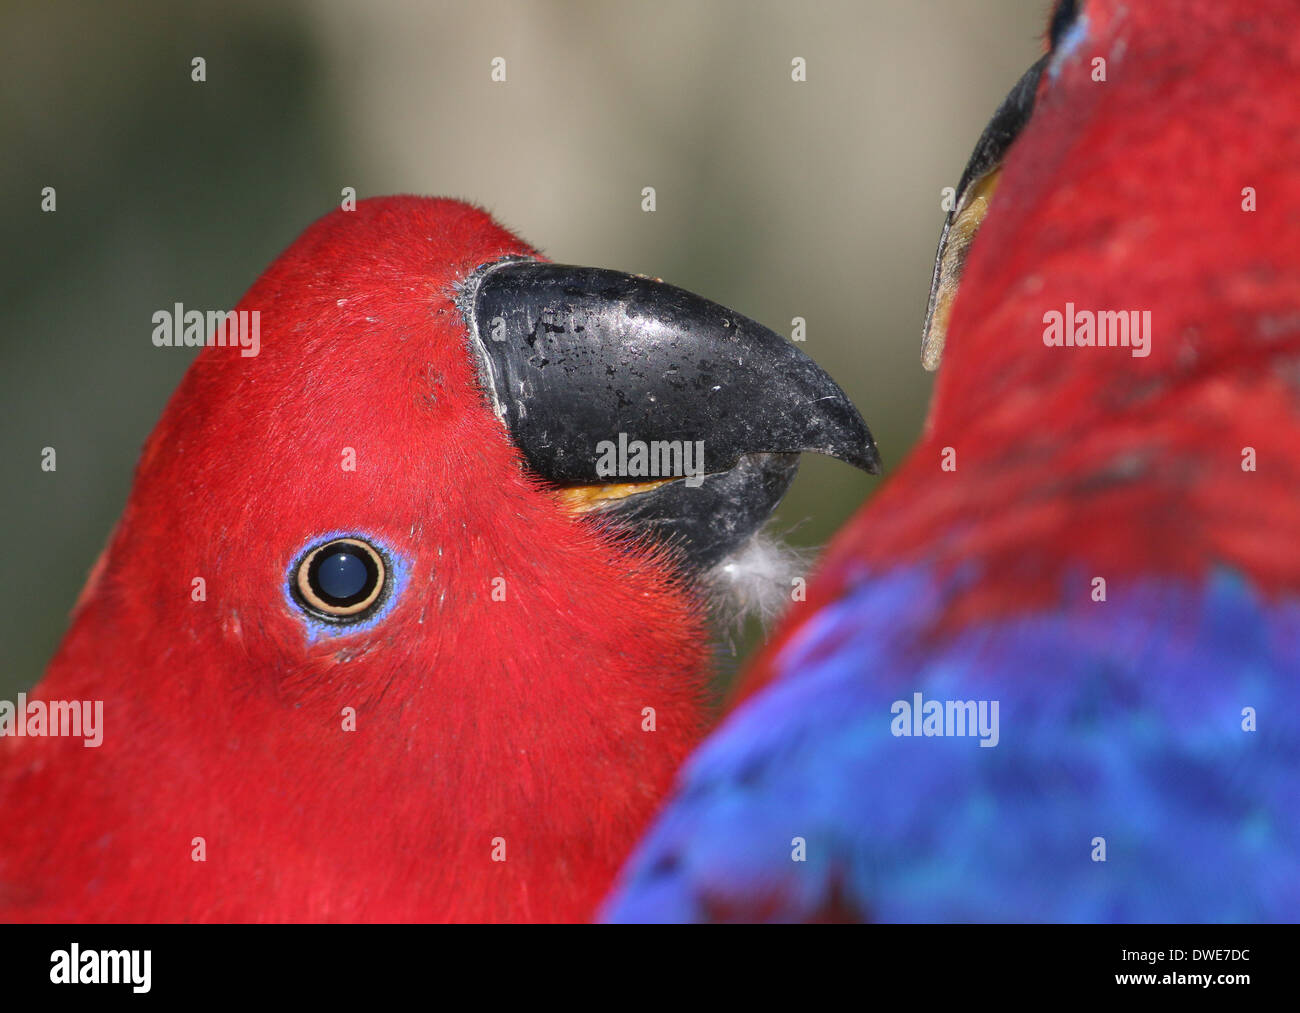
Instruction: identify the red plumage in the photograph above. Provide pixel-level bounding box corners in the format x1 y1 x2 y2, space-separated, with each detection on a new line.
742 0 1300 699
0 198 710 921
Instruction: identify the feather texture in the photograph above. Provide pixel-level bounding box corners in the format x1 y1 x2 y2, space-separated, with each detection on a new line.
604 0 1300 922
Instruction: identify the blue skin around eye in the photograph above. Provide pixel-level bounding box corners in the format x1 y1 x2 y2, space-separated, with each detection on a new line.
283 531 410 642
1049 13 1090 80
317 552 369 600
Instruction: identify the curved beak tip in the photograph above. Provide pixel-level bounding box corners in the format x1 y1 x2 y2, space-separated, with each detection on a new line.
464 258 881 566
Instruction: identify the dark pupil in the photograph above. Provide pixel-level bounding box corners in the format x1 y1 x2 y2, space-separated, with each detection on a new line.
310 547 375 606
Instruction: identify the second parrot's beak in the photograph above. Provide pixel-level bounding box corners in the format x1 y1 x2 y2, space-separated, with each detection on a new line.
456 259 879 570
922 53 1047 371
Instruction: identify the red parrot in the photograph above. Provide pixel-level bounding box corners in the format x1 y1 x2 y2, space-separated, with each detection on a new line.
0 198 875 921
603 0 1300 921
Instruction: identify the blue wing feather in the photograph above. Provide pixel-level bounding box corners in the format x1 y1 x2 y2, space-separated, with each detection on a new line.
602 567 1300 922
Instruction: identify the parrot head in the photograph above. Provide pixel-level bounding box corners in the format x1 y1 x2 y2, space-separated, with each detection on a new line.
1 196 875 921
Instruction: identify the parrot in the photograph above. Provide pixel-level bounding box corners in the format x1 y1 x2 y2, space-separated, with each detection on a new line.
602 0 1300 922
0 197 878 922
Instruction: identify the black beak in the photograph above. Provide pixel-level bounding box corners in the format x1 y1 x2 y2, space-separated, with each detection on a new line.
921 53 1046 371
457 259 879 570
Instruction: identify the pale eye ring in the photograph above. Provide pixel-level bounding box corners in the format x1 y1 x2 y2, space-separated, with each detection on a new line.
292 537 387 622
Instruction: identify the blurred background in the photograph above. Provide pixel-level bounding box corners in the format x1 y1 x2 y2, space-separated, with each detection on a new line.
1 0 1043 698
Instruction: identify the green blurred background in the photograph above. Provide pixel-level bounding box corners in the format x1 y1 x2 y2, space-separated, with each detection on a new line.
1 0 1042 698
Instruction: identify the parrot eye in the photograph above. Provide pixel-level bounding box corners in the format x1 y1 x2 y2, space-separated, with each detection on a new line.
292 537 387 622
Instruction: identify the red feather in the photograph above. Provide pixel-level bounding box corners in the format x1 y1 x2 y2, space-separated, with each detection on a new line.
0 198 710 922
742 0 1300 700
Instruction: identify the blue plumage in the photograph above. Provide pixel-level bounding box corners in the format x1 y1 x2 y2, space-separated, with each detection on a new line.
602 567 1300 921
